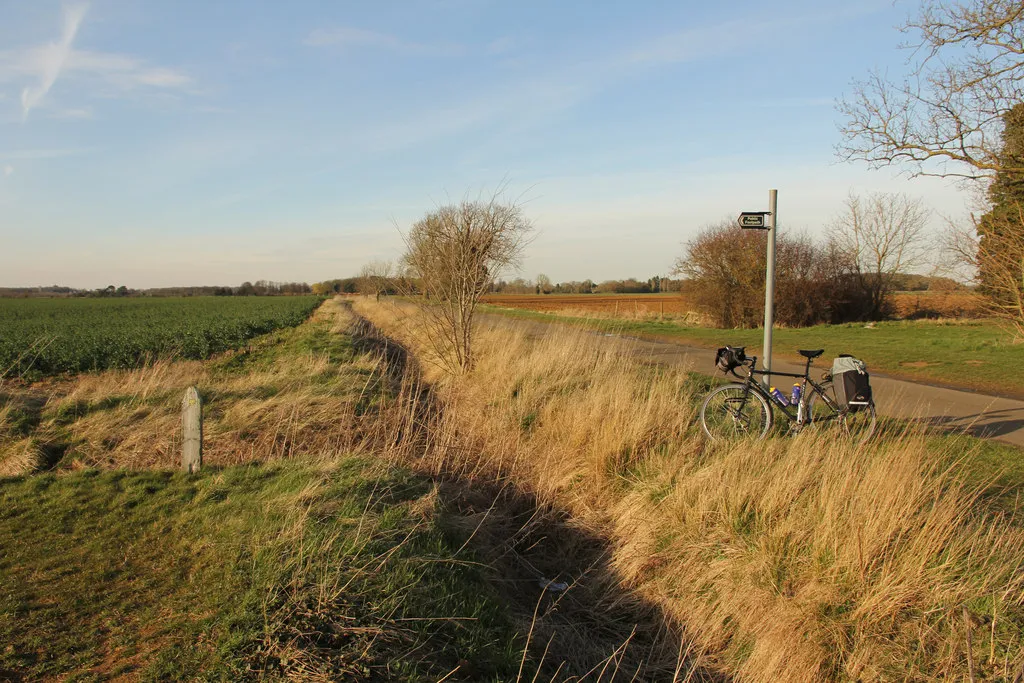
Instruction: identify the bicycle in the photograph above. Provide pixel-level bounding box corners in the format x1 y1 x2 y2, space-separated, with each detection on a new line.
699 347 877 444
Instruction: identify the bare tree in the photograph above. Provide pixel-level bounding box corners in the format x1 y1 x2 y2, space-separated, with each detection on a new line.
401 196 532 373
829 191 931 319
535 273 553 294
358 260 395 301
837 0 1024 181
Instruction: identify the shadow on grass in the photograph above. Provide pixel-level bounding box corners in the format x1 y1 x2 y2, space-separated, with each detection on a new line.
908 407 1024 440
345 304 724 682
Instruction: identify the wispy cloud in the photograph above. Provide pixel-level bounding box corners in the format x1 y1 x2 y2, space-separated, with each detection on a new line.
0 3 192 118
65 50 190 88
50 105 93 119
20 2 88 119
305 26 462 56
2 165 13 177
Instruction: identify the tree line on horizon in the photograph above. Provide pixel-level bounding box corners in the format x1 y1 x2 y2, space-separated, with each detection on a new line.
0 280 313 298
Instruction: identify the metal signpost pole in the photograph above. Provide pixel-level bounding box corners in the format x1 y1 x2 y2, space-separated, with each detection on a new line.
761 189 778 386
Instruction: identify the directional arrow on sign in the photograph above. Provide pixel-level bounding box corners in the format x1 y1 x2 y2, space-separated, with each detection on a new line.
738 212 770 229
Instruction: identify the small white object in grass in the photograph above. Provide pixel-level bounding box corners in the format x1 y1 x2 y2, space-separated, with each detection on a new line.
539 578 568 592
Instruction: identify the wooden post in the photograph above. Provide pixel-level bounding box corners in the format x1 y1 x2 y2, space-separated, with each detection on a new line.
182 386 202 473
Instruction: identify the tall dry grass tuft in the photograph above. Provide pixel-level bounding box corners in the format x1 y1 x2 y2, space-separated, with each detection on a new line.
351 297 1024 681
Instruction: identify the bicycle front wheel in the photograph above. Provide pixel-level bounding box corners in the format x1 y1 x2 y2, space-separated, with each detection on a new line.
806 388 877 446
700 383 772 442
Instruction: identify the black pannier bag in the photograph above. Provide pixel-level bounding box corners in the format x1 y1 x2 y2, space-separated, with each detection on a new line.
832 354 872 412
715 346 746 373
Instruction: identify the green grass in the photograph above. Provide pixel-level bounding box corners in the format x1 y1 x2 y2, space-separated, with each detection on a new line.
925 434 1024 517
481 305 1024 396
0 458 531 681
0 296 325 380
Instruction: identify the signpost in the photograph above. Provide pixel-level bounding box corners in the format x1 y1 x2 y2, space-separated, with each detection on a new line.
737 190 778 385
738 212 768 229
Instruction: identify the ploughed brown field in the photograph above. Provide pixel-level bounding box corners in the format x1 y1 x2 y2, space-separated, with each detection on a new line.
891 290 986 318
483 291 987 320
482 293 693 315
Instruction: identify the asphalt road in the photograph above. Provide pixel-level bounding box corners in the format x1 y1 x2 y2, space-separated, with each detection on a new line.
493 315 1024 448
623 334 1024 447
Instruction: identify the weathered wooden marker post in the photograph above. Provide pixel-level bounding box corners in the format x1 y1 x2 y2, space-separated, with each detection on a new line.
181 386 202 473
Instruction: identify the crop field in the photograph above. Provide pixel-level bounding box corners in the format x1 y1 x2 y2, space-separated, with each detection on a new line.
483 293 694 316
0 296 323 379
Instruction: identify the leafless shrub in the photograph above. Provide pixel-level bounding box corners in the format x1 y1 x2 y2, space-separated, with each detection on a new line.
399 194 532 373
672 221 869 328
828 191 931 320
358 259 395 301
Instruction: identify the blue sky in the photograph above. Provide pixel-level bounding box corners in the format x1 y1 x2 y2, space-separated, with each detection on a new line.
0 0 972 288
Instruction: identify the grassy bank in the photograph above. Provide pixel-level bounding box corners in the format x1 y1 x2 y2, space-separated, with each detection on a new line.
480 304 1024 397
0 457 529 681
1 298 690 681
356 298 1024 681
1 299 535 680
0 298 376 475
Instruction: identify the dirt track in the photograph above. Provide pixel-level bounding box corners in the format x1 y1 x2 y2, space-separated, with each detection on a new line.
496 315 1024 448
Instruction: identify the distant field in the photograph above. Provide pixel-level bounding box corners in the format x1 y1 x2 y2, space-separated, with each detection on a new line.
483 293 693 316
483 291 985 320
0 296 323 379
891 290 986 318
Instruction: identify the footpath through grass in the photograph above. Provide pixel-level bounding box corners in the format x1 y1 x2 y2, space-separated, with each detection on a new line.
481 305 1024 397
0 457 530 681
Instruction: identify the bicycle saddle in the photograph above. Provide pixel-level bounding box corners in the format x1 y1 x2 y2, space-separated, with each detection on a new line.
799 349 824 359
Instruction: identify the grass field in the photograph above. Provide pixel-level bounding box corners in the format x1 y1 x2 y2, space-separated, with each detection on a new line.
355 297 1024 681
0 299 664 680
0 459 529 681
480 304 1024 396
7 294 1024 680
0 295 323 380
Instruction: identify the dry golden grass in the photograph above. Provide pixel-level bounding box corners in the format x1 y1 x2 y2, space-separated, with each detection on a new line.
0 299 381 474
0 297 710 679
5 293 1023 679
352 297 1024 682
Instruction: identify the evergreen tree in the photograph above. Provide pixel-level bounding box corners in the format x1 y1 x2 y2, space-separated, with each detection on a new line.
977 104 1024 298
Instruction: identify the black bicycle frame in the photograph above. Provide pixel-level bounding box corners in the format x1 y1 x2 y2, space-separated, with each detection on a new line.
735 355 841 424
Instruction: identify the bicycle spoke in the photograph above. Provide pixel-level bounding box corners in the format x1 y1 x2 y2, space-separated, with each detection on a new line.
806 386 876 445
701 385 771 441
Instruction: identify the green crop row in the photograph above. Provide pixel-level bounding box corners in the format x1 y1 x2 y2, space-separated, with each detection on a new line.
0 296 324 379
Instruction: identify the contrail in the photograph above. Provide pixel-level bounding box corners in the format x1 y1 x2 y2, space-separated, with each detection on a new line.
21 2 89 120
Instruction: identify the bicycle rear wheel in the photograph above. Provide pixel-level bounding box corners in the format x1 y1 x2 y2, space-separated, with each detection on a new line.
806 386 876 445
700 384 772 441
